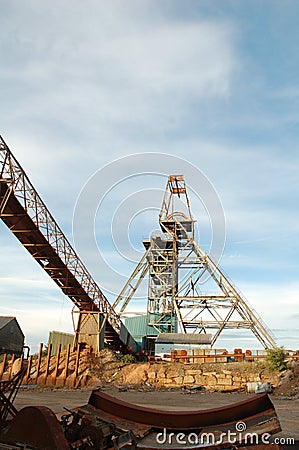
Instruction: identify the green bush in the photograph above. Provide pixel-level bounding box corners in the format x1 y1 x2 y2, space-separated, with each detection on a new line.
266 347 288 372
120 354 137 364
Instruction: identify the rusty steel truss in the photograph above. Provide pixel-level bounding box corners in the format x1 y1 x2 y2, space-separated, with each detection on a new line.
114 175 276 349
0 136 137 352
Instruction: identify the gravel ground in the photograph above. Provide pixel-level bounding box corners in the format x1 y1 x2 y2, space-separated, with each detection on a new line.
13 385 299 447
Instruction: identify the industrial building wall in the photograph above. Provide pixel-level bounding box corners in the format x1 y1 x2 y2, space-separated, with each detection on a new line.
119 323 140 352
124 315 148 342
124 314 178 342
75 312 105 352
48 330 75 355
0 319 24 355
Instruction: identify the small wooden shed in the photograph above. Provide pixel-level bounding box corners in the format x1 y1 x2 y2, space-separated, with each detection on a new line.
0 316 24 356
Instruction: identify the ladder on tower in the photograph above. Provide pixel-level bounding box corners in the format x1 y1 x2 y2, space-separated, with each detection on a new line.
0 136 138 353
113 174 277 349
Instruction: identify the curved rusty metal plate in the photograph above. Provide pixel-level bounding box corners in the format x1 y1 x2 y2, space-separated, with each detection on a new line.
89 390 277 429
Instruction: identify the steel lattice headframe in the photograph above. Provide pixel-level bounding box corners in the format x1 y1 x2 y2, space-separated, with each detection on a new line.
114 174 276 349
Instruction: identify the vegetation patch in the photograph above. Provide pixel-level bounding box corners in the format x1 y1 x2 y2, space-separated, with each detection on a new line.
266 347 288 372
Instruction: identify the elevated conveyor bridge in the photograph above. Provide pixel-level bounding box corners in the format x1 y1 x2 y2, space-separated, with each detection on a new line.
0 136 137 353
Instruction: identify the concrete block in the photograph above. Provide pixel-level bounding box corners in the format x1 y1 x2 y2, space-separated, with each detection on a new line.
233 376 242 382
194 375 205 384
185 369 200 376
183 375 195 384
205 375 217 386
174 377 184 384
217 377 232 386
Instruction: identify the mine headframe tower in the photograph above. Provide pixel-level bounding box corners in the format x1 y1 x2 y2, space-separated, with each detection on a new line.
114 175 276 350
143 175 195 337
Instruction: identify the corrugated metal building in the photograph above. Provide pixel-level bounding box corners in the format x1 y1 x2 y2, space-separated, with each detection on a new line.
155 332 212 355
124 314 178 347
0 317 24 355
48 330 75 355
124 315 151 343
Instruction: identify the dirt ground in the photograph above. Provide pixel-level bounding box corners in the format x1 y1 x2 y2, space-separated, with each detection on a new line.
14 385 299 447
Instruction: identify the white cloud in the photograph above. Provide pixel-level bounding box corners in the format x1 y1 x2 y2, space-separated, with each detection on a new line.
1 2 299 351
238 282 299 330
0 2 237 136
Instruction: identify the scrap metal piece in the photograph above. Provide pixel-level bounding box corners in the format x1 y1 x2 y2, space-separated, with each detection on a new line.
0 367 26 424
0 389 282 449
88 390 279 429
84 390 281 449
0 406 69 450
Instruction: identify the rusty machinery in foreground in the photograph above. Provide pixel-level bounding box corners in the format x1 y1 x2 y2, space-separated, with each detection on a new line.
0 388 282 449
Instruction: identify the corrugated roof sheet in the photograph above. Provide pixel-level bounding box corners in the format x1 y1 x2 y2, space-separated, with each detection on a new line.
156 333 212 344
48 330 75 355
125 314 178 337
0 316 15 330
124 315 148 337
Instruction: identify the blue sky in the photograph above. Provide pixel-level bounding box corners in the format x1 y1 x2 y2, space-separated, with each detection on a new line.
0 1 299 352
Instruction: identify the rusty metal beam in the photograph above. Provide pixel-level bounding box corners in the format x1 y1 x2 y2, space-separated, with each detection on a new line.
0 136 137 352
88 390 280 430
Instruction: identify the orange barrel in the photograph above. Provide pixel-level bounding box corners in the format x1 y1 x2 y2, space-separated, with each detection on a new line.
170 349 177 363
245 349 253 362
234 348 244 362
179 349 187 363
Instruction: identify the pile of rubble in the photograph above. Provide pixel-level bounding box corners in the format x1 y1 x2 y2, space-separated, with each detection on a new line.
273 361 299 397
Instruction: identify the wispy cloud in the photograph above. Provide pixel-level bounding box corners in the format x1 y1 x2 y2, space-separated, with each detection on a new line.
1 2 299 350
0 2 237 133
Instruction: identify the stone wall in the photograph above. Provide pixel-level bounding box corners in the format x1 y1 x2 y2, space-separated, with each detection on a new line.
117 361 280 391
